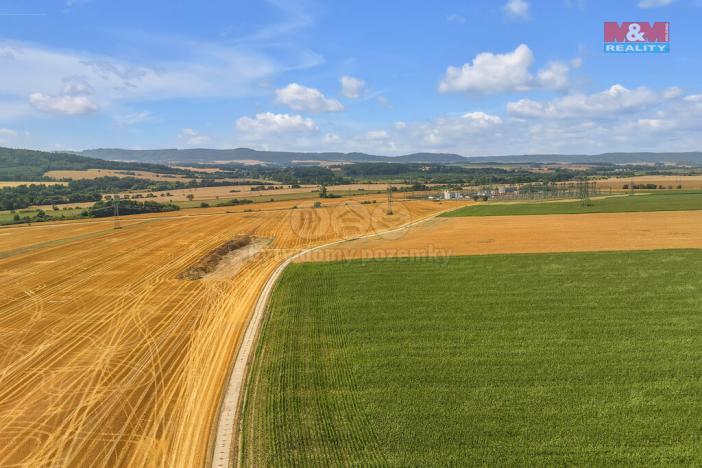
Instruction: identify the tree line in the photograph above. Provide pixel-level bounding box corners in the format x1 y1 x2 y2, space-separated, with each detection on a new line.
0 176 257 211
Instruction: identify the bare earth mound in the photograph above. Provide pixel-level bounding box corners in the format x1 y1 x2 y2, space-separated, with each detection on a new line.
179 236 252 280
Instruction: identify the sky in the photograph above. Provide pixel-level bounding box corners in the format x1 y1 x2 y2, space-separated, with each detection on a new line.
0 0 700 156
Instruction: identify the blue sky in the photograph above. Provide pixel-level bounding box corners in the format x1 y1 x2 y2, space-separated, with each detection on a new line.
0 0 700 155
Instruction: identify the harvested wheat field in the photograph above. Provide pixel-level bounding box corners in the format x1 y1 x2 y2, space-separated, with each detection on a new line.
127 184 315 202
0 196 447 467
168 166 222 174
595 175 702 190
44 169 190 182
126 183 398 203
299 210 702 262
0 218 147 257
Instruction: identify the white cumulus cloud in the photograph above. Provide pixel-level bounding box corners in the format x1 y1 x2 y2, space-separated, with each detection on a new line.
272 86 702 156
374 111 504 149
507 84 680 119
340 75 365 99
440 44 534 94
439 44 577 94
537 62 571 90
0 128 18 137
29 92 98 115
236 112 318 135
275 83 343 112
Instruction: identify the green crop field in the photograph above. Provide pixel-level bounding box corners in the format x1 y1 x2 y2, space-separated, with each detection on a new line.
0 207 85 225
443 191 702 217
241 251 702 466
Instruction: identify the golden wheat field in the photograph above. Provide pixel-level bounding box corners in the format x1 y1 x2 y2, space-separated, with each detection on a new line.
595 175 702 190
299 210 702 262
43 169 191 182
168 166 221 174
0 195 448 467
123 183 400 203
126 184 315 202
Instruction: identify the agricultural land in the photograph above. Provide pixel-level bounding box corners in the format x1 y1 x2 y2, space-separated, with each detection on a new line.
5 146 702 467
242 250 702 466
0 193 448 467
242 189 702 466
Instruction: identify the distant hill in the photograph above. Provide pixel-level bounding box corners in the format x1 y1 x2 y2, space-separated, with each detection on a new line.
0 147 185 181
3 146 702 182
78 148 702 166
467 153 702 165
78 148 472 165
78 148 376 165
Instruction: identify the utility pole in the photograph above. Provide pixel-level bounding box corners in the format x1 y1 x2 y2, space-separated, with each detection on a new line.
579 178 592 207
113 194 121 230
386 184 393 215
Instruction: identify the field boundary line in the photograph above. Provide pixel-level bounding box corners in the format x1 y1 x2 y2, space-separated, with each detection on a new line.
209 203 457 468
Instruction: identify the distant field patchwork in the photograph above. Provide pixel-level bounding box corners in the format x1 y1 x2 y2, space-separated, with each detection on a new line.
43 168 189 181
596 175 702 190
241 251 702 466
443 192 702 217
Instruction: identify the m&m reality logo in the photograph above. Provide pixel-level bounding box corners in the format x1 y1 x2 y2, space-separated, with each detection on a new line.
604 22 670 53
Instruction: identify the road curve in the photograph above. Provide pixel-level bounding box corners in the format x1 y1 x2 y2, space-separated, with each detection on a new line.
209 206 455 468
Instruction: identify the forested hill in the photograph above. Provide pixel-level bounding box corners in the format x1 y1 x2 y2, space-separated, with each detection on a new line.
0 147 184 181
79 147 702 166
79 148 468 165
4 146 702 181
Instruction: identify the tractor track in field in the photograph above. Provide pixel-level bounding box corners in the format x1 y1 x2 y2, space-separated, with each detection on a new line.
0 195 453 468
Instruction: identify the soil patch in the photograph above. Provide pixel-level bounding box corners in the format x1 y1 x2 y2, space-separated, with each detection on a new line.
179 236 253 280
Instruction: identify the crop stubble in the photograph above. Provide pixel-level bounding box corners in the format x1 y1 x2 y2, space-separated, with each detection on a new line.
0 196 447 467
300 210 702 262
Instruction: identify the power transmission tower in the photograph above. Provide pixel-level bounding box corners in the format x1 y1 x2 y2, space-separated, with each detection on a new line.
113 194 121 230
386 185 393 215
579 179 592 207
